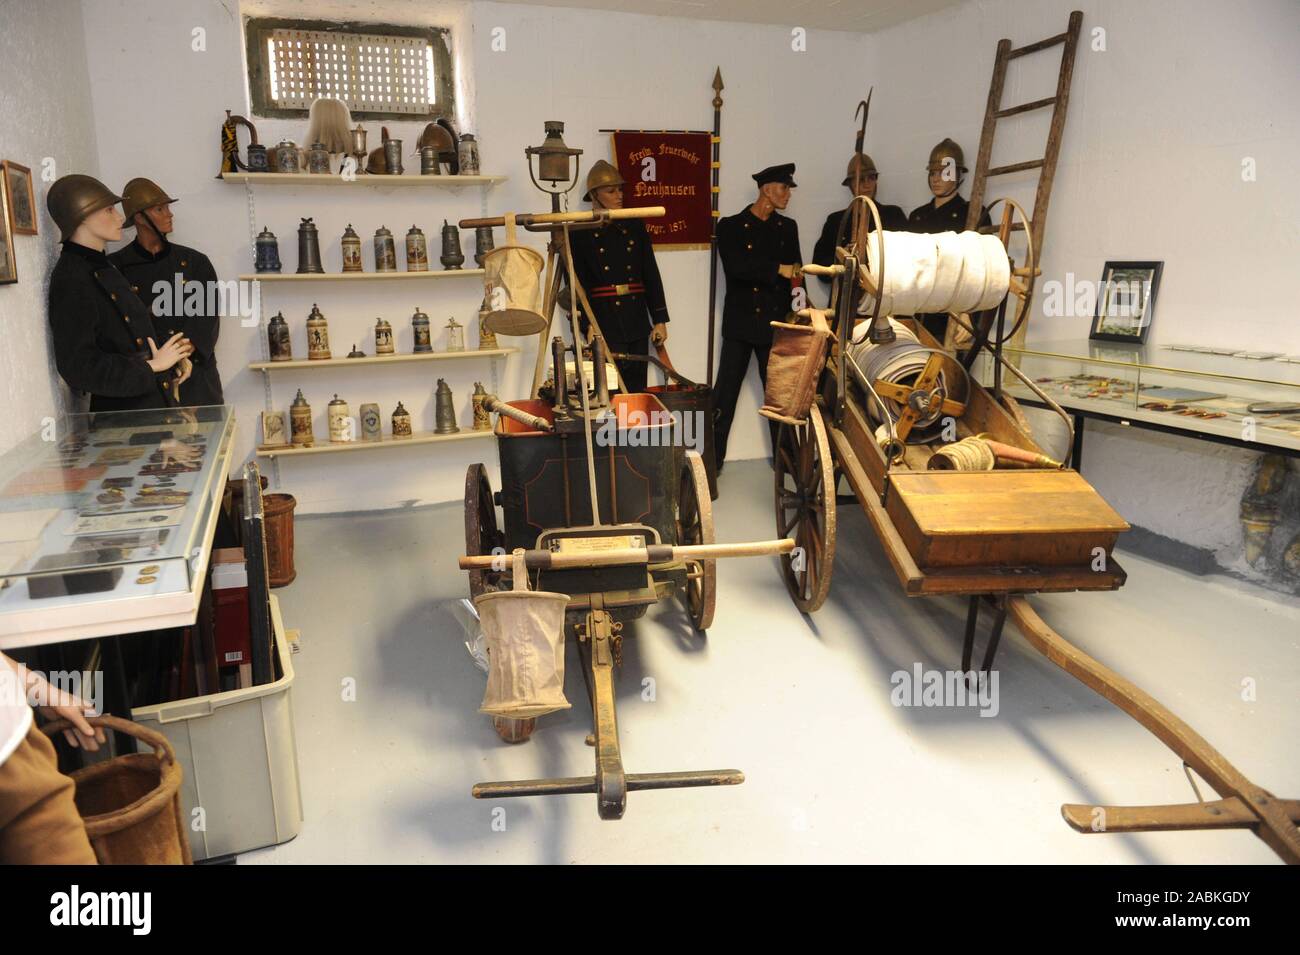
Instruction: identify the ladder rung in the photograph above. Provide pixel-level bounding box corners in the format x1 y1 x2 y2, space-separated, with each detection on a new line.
996 96 1057 118
987 159 1046 177
1007 31 1068 59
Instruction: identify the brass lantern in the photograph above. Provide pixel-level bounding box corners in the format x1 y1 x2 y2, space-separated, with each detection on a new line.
525 121 582 196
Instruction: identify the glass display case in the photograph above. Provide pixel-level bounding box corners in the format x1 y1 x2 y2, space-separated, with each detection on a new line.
977 339 1300 455
0 406 235 645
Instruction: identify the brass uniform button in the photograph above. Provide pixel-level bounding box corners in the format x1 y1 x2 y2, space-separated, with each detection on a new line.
135 337 143 346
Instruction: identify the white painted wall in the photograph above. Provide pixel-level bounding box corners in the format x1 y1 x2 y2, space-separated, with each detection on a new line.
862 0 1300 569
75 0 866 514
0 0 100 456
12 0 1299 572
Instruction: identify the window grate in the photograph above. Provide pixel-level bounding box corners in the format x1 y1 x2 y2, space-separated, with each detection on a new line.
266 29 435 115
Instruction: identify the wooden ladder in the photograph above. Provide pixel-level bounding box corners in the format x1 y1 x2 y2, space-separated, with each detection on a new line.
965 10 1083 346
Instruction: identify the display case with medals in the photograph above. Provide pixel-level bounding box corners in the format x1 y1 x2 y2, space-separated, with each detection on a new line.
0 406 236 647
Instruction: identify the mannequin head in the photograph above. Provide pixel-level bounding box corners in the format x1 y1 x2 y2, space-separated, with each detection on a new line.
759 181 792 211
591 184 624 210
136 202 174 239
70 205 124 250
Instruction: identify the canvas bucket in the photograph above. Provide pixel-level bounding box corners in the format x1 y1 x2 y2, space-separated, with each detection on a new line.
760 308 832 426
481 213 547 336
474 551 571 719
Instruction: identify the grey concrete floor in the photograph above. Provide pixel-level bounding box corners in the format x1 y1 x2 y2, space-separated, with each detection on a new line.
241 460 1300 864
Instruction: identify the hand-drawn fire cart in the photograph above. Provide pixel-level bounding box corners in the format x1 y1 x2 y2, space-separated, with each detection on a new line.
764 150 1299 860
455 123 790 820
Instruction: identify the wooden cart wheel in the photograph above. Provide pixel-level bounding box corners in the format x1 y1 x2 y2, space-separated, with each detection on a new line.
493 716 536 743
774 403 836 612
464 463 504 599
675 450 716 631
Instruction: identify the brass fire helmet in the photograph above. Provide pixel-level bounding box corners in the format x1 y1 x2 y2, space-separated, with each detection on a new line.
926 138 967 173
843 152 878 187
366 146 388 174
583 159 626 202
47 174 121 241
120 177 178 226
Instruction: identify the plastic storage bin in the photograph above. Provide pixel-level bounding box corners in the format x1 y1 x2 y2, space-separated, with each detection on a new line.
131 593 303 861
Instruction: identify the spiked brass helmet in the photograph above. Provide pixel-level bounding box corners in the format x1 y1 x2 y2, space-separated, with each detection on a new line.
583 159 626 202
926 138 967 173
47 174 121 241
120 177 178 225
843 152 878 187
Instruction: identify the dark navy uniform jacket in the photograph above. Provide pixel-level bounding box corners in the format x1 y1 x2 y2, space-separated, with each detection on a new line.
49 242 177 411
111 238 223 405
566 218 669 343
717 207 801 346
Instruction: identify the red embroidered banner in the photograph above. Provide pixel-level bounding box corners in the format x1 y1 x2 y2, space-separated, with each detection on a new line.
610 132 712 250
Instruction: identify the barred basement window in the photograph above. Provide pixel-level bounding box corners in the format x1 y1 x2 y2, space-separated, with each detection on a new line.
244 17 454 121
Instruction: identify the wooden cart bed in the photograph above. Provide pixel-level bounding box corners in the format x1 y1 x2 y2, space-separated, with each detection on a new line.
828 323 1129 597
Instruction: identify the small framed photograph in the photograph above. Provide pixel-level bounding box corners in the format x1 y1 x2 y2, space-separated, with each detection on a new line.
1090 260 1162 344
0 176 15 285
2 162 37 235
261 411 289 448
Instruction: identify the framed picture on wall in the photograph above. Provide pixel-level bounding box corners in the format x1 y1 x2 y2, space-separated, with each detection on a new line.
2 162 37 235
0 177 16 285
1089 260 1163 344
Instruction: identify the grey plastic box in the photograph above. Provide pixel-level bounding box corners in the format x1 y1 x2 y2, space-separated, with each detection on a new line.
132 594 303 861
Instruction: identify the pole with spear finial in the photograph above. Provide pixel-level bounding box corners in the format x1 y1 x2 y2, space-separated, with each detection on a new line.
706 67 724 389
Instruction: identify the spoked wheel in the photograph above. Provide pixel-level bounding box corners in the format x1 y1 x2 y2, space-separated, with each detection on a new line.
774 403 836 613
464 463 504 599
493 716 536 744
675 450 716 631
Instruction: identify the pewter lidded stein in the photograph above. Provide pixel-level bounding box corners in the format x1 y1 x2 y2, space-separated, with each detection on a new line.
275 140 300 173
375 317 394 355
411 307 432 353
374 226 396 272
406 225 429 272
307 141 330 174
267 310 292 362
457 133 480 176
341 224 363 273
472 382 491 431
434 379 460 435
306 303 331 360
246 143 269 172
391 401 412 438
297 217 324 274
255 226 282 273
440 220 465 270
474 226 494 267
328 394 352 443
290 389 313 446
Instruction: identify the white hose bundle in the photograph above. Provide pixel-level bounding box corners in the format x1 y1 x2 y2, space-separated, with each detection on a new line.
848 318 948 438
858 230 1010 317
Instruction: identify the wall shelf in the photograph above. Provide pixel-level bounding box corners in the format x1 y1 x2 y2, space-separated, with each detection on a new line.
240 269 484 283
257 429 494 458
251 348 517 371
222 172 506 187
